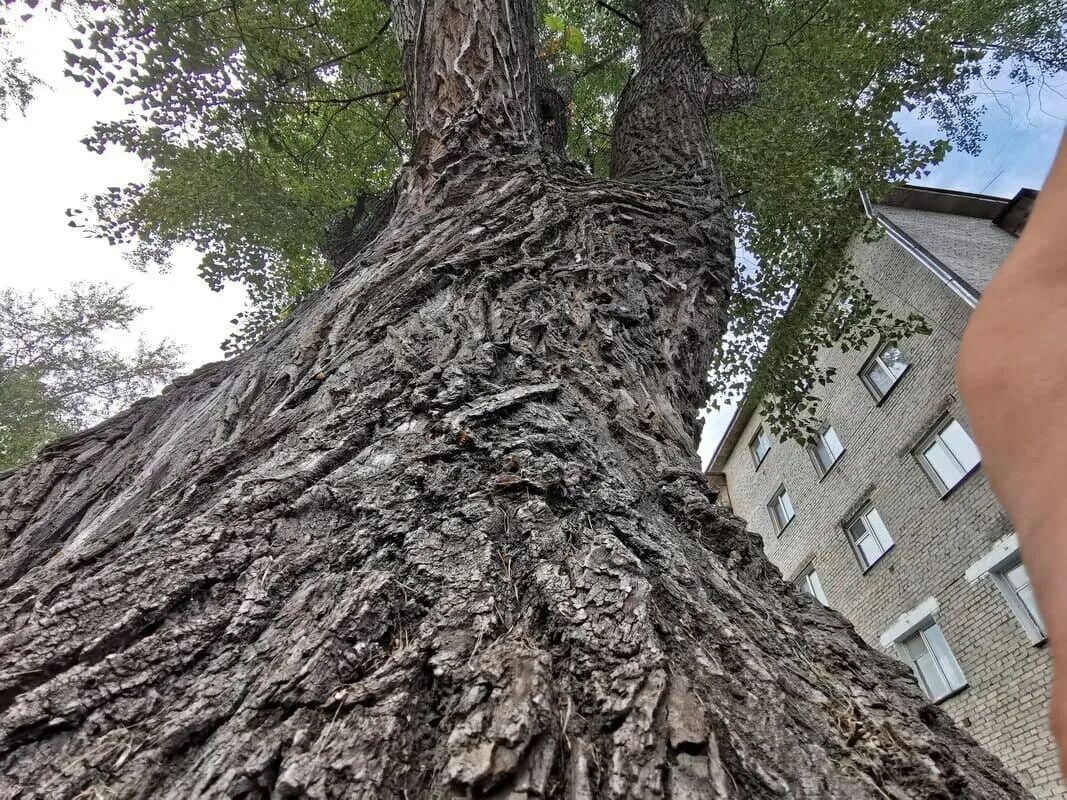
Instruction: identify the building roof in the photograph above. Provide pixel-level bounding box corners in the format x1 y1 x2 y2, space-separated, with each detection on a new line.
705 183 1036 474
993 188 1038 237
881 184 1013 219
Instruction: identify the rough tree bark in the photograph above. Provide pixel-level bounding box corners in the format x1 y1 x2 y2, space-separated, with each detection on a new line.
0 0 1034 797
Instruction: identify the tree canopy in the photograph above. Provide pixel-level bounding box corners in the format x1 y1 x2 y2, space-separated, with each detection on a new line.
2 0 1064 433
0 283 183 470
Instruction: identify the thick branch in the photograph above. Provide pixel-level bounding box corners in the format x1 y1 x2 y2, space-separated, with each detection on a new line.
705 72 757 113
611 0 754 182
321 185 400 271
389 0 541 169
533 58 569 153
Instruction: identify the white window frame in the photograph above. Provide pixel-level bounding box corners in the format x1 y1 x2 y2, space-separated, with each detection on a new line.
808 423 845 478
879 598 968 703
749 426 771 468
845 504 894 571
794 563 829 606
964 533 1046 645
915 417 981 496
859 341 910 402
767 485 795 536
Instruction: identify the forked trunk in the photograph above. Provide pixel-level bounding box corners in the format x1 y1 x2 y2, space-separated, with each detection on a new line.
0 0 1032 797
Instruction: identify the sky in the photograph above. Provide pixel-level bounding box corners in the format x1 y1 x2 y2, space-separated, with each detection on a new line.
0 16 247 370
2 15 1065 463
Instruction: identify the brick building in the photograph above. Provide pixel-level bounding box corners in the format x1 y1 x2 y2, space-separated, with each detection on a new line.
707 184 1063 798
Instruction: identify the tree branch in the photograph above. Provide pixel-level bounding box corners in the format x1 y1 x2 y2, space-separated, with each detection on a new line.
595 0 639 28
705 72 758 113
769 0 831 50
269 17 394 93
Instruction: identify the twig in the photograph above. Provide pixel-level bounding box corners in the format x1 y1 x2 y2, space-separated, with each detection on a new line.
595 0 639 28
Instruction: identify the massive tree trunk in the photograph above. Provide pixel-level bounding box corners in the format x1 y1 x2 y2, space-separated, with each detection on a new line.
0 1 1032 798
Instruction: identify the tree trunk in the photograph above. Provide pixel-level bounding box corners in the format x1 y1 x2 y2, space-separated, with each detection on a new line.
0 1 1032 797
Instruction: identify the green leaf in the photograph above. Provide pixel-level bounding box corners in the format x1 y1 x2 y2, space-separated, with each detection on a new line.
564 25 585 55
544 13 566 32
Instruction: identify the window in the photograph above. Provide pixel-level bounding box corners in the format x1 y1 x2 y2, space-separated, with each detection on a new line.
749 427 771 467
767 486 795 534
917 418 981 494
846 506 894 570
809 424 844 477
860 342 910 400
900 622 967 702
964 533 1046 645
994 559 1046 643
795 564 829 606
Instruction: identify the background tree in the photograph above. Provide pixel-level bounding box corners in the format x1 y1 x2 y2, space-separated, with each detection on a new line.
0 0 1047 796
0 283 182 470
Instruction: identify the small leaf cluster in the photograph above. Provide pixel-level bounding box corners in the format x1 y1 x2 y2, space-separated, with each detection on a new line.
0 6 45 120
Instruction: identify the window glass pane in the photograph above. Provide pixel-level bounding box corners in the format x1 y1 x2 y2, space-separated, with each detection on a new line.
864 360 895 396
807 570 829 605
1005 562 1029 592
923 439 966 489
879 344 909 378
856 532 882 567
1017 584 1046 633
864 508 894 551
847 519 868 541
779 490 794 521
769 489 792 531
913 651 950 700
750 430 770 464
902 633 928 661
940 420 981 473
823 426 844 460
923 624 967 691
751 433 768 462
813 440 833 472
1005 562 1046 634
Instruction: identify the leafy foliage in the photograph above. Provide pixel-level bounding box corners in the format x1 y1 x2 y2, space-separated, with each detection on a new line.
0 283 183 470
2 0 1064 434
700 0 1066 439
0 19 41 120
40 0 404 351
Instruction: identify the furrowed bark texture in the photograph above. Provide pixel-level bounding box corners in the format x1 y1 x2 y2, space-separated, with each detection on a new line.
0 0 1032 798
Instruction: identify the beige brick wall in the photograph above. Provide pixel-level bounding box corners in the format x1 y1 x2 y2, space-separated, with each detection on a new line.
720 220 1065 798
880 206 1016 293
